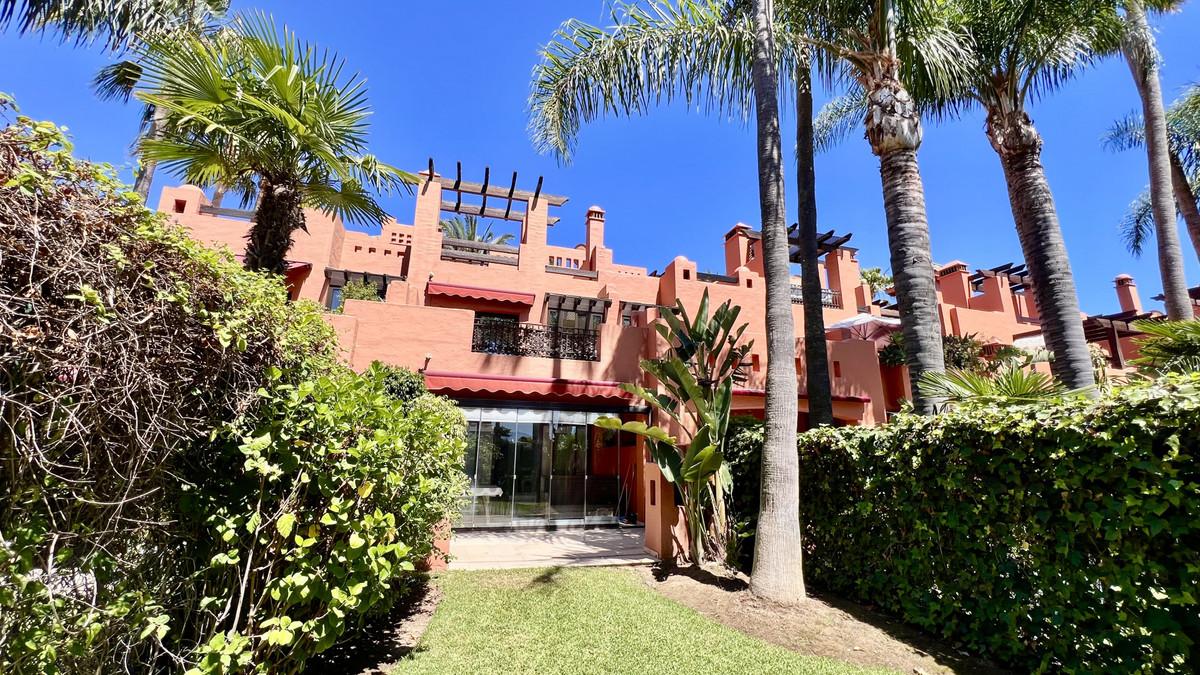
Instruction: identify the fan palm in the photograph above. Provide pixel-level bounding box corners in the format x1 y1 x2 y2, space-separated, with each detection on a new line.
438 215 515 246
1120 0 1193 319
1104 85 1200 260
797 0 969 412
859 266 891 300
133 13 415 274
918 366 1065 406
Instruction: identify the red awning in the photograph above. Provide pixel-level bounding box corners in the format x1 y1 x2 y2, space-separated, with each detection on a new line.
423 371 632 402
426 282 535 306
733 387 870 404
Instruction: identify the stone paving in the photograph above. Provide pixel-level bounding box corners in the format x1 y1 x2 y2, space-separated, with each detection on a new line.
448 527 654 570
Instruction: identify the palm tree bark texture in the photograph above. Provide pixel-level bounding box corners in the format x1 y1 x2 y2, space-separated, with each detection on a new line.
245 180 305 275
1169 152 1200 260
795 59 834 427
748 0 805 605
865 72 946 413
1123 0 1193 319
987 109 1096 392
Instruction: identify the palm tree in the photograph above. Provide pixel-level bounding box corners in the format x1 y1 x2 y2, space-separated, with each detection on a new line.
528 0 805 601
801 0 967 412
1104 85 1200 261
859 266 891 301
794 54 835 427
438 214 515 246
133 13 415 274
528 2 840 430
911 0 1104 392
0 0 214 49
89 1 228 200
747 0 805 604
1121 0 1193 319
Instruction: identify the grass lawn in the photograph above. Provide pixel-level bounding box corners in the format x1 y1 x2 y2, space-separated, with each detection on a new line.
391 566 888 675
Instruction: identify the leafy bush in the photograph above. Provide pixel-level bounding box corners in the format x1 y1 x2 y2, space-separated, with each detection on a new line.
879 331 991 372
1133 318 1200 374
375 361 429 403
0 107 465 673
182 365 466 672
729 376 1200 671
342 279 384 302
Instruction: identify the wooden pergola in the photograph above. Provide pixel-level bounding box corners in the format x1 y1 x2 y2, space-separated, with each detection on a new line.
970 262 1033 293
424 159 568 226
785 226 854 263
1082 310 1160 368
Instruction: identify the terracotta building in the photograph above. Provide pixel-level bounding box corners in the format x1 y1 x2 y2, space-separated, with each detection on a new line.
158 169 1154 558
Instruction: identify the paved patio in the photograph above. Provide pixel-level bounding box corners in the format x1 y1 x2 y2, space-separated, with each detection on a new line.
448 527 655 570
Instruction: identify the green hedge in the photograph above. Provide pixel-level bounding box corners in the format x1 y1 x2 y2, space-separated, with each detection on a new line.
730 375 1200 672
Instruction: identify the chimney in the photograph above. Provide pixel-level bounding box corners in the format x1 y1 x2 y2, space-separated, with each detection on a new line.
586 205 606 252
1115 274 1142 313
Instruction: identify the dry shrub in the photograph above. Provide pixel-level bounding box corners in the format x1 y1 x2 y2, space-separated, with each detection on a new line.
0 103 335 671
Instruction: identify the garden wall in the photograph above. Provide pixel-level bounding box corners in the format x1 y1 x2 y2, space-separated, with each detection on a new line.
730 376 1200 672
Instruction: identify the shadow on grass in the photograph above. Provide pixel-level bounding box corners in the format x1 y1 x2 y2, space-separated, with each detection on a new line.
649 562 1009 675
302 580 440 675
528 565 566 588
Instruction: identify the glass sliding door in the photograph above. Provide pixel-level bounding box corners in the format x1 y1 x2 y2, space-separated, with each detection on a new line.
550 412 588 521
458 406 635 528
512 412 551 523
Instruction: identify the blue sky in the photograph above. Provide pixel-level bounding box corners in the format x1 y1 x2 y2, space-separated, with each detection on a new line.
2 1 1198 314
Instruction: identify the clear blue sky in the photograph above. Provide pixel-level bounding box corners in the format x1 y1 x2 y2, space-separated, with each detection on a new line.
2 1 1198 314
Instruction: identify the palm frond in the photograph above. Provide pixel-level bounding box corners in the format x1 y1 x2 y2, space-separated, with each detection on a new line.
133 10 407 228
1132 318 1200 374
1119 187 1155 257
92 59 144 101
0 0 227 50
1103 110 1146 153
813 88 865 153
528 0 808 161
919 366 1063 406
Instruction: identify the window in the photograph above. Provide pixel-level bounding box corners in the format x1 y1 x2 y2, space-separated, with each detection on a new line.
329 286 344 312
173 199 187 214
549 309 602 330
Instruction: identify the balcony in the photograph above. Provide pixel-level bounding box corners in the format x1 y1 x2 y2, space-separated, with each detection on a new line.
790 284 842 309
441 238 519 266
471 318 600 361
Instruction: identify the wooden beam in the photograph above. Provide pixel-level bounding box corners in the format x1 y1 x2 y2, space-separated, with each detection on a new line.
441 237 519 254
433 175 568 206
532 176 544 209
199 205 256 220
479 167 490 215
504 171 517 219
1109 323 1125 369
440 250 518 266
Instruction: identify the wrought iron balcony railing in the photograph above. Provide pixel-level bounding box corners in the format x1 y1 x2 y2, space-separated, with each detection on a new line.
471 318 600 361
790 284 843 309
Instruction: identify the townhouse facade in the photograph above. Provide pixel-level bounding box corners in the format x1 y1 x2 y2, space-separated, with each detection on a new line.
160 168 1155 559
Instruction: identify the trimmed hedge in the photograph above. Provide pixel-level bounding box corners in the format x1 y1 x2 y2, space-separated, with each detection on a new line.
730 375 1200 672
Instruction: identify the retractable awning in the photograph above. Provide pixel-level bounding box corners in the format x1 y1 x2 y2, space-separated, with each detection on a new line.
423 371 632 402
426 282 535 306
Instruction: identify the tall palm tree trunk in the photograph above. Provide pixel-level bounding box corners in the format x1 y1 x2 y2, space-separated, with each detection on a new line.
866 75 945 413
1123 0 1193 319
748 0 804 605
132 104 164 201
1169 151 1200 260
245 179 304 274
796 59 833 427
987 110 1096 392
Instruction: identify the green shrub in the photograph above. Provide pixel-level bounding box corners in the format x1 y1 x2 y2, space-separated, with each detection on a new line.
374 361 429 403
0 107 465 673
181 366 466 672
729 376 1200 671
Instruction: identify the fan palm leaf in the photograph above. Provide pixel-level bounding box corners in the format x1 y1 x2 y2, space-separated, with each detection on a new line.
134 11 415 273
